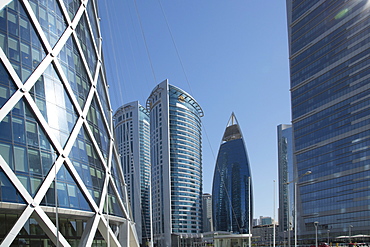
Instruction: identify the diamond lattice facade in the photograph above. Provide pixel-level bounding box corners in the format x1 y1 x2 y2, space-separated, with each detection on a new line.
0 0 138 246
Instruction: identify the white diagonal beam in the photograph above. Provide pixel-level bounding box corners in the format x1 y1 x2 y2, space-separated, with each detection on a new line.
97 216 121 247
78 213 100 247
33 206 71 247
0 205 34 247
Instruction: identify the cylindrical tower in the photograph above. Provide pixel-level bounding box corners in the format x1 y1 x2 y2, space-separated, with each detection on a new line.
146 79 203 246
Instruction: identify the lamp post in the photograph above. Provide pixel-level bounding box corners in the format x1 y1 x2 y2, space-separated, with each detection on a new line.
327 230 330 245
314 222 319 247
285 170 312 247
249 176 252 247
349 225 353 243
273 180 276 247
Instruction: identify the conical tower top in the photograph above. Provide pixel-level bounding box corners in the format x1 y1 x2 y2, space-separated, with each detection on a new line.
222 112 243 142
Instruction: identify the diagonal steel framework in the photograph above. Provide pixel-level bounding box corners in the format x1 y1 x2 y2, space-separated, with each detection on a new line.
0 0 138 246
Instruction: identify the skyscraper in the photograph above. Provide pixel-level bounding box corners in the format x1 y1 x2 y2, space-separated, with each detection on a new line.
277 124 293 234
146 79 203 247
287 0 370 241
114 101 152 246
0 1 138 246
212 113 252 234
202 193 213 233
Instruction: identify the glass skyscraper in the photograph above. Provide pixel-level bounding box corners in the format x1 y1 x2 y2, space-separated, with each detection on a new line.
114 101 152 246
287 0 370 242
146 79 203 247
212 113 252 234
277 124 293 234
0 0 138 246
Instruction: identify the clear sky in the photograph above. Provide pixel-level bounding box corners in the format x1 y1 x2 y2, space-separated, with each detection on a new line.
98 0 291 220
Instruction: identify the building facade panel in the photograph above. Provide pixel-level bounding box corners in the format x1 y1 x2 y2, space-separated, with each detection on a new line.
287 0 370 242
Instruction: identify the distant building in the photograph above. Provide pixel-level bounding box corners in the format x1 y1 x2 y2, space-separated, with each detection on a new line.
277 124 293 233
202 193 213 232
212 113 253 234
0 1 138 245
260 216 273 226
146 79 204 246
287 0 370 241
114 101 152 246
252 224 276 246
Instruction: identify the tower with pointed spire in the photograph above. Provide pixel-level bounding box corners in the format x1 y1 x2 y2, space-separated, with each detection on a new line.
212 113 253 234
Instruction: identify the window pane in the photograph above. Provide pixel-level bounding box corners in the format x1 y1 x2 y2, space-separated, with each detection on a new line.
0 143 13 168
28 148 41 175
14 146 27 172
30 177 41 195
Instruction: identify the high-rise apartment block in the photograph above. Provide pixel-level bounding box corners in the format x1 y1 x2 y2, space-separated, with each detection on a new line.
277 124 293 233
287 0 370 241
146 79 203 246
212 113 252 234
114 101 152 246
0 0 138 246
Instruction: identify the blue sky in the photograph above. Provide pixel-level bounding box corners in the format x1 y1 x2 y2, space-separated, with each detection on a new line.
98 0 291 220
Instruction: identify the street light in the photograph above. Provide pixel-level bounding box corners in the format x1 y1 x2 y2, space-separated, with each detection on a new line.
285 170 312 247
314 222 319 247
327 230 330 245
349 225 353 243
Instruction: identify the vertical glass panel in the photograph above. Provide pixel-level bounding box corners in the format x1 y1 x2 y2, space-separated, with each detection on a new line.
75 12 97 77
86 0 100 45
14 145 27 172
26 121 38 147
0 143 13 169
96 72 111 126
110 155 125 205
30 177 42 196
0 116 12 143
0 60 17 108
56 182 69 207
17 175 29 193
69 126 105 205
86 96 109 159
41 151 54 176
28 148 41 175
57 36 91 109
12 97 25 116
41 181 55 206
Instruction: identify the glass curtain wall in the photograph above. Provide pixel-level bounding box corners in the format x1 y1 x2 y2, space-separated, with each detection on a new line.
0 0 137 246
